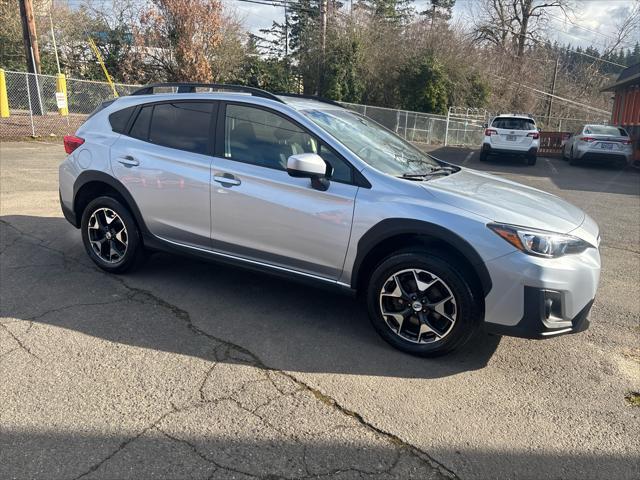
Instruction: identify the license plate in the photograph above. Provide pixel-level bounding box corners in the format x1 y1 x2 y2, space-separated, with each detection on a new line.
601 143 613 150
506 135 516 141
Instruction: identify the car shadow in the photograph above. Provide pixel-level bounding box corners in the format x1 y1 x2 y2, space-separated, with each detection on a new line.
1 215 501 380
427 146 640 197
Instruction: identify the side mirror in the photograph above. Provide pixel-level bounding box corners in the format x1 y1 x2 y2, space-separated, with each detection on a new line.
287 153 331 191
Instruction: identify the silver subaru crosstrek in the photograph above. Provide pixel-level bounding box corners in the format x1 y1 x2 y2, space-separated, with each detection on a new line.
59 83 601 357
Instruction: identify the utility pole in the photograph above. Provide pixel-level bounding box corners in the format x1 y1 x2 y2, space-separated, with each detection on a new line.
19 0 43 115
318 0 327 95
284 3 289 90
19 0 41 74
321 0 327 54
546 56 559 129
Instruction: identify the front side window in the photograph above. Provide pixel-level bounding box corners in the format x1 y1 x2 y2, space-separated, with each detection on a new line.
302 108 440 176
224 104 352 183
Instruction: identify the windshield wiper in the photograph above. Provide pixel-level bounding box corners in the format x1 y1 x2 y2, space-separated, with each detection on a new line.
399 166 458 180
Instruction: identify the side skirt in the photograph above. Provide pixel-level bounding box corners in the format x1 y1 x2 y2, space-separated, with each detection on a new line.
141 233 356 297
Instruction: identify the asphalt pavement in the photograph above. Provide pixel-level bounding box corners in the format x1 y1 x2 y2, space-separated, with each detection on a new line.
1 141 638 479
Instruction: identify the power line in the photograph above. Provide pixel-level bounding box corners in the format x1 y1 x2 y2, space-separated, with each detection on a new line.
497 26 628 69
488 72 611 115
227 0 315 14
546 11 638 48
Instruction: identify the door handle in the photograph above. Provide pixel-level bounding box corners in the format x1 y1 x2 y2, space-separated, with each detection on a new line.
213 173 241 187
118 155 139 167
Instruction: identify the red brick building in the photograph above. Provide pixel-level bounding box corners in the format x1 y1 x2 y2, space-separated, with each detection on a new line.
603 63 640 163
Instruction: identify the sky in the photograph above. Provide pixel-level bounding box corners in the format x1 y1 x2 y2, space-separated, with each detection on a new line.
225 0 640 52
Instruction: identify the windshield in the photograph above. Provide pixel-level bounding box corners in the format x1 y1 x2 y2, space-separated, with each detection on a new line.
491 117 535 130
301 108 440 176
583 125 626 136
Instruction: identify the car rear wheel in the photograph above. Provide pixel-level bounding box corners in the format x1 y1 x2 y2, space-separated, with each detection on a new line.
366 251 481 357
81 196 144 273
569 148 579 166
479 150 488 162
526 154 537 166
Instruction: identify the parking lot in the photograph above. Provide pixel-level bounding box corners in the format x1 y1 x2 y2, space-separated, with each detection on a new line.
1 141 638 479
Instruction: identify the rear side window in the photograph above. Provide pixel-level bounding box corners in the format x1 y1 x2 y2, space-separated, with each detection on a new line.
149 102 214 155
491 117 535 130
130 105 152 141
109 106 136 133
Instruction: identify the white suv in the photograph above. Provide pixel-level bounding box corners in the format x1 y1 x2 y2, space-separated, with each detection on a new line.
481 114 540 165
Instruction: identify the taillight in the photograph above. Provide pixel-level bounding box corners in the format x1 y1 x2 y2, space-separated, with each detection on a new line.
485 128 497 136
63 135 84 154
621 139 632 145
580 136 595 142
527 132 540 139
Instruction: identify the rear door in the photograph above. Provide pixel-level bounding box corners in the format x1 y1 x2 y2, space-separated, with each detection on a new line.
491 117 535 148
209 102 359 280
110 100 217 247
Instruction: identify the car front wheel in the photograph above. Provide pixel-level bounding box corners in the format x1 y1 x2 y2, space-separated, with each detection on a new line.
81 196 144 273
366 251 481 357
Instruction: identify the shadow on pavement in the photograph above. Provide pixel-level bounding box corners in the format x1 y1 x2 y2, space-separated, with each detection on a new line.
427 146 640 197
1 215 501 381
0 429 634 480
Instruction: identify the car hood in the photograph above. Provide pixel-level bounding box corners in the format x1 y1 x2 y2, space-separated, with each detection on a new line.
422 169 585 233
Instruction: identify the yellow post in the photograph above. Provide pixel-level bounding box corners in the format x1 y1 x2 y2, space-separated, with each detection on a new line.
87 37 118 97
0 69 9 118
56 73 68 116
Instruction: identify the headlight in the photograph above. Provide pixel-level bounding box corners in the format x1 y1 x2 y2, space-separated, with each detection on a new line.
487 223 593 258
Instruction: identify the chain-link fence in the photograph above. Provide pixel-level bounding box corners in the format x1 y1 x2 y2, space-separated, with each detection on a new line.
0 70 139 138
1 70 606 148
341 102 458 146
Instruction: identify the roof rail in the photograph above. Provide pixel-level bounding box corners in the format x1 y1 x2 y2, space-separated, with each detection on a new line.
276 92 344 108
130 82 284 103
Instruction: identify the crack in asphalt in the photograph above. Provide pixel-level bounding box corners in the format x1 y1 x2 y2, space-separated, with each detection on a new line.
73 408 178 480
0 321 41 362
1 218 457 479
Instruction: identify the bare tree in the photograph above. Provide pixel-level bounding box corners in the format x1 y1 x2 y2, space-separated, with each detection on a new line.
472 0 571 56
603 0 640 55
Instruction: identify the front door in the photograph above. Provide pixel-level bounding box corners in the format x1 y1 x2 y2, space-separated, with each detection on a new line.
210 103 359 280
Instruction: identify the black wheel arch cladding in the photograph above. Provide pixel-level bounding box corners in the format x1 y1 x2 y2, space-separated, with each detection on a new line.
351 218 492 297
73 170 150 236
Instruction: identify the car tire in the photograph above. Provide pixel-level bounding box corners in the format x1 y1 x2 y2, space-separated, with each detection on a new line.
479 150 488 162
526 154 537 166
569 148 578 166
81 196 145 273
366 250 481 357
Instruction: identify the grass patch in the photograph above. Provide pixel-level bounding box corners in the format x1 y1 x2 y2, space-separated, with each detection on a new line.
624 391 640 407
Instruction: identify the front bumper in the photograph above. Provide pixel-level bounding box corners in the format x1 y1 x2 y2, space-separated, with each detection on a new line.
485 287 593 338
482 246 600 339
